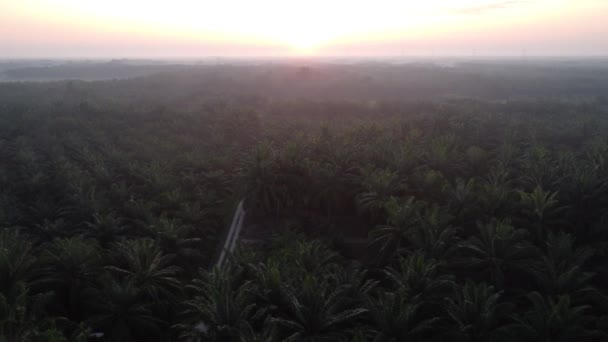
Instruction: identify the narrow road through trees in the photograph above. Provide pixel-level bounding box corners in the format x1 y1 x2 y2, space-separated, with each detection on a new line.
215 200 246 269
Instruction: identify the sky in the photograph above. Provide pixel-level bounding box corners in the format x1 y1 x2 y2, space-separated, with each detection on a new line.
0 0 607 58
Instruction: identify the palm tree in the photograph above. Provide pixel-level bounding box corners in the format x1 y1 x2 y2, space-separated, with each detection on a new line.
89 278 161 342
23 198 70 231
422 134 463 176
385 254 454 303
447 178 479 225
355 167 404 218
457 220 537 288
272 274 366 342
0 229 40 298
365 290 438 342
519 145 559 190
333 268 378 311
308 160 354 219
512 291 599 342
390 143 422 176
478 164 514 219
237 318 280 342
84 211 127 248
291 240 339 276
560 162 608 236
518 186 565 241
464 145 489 175
239 142 285 217
44 237 101 320
30 218 70 242
145 217 202 265
410 168 449 204
249 261 284 318
406 204 458 260
444 281 514 342
264 239 339 280
106 239 182 301
0 283 55 342
273 139 310 211
178 265 257 342
528 232 597 301
368 197 425 263
495 142 519 170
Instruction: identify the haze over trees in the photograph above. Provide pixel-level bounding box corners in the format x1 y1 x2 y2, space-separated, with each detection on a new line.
1 61 608 341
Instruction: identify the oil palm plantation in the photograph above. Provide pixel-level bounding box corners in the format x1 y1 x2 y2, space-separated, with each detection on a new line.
272 274 366 342
365 290 438 342
88 278 162 342
44 237 101 321
512 291 600 342
368 197 425 263
106 239 182 301
457 220 537 288
384 254 454 303
178 265 258 342
444 281 514 342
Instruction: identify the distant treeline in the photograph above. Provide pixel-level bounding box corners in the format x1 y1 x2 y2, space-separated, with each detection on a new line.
1 61 184 81
2 60 608 101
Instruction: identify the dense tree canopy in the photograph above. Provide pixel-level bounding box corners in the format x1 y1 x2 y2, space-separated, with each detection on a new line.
1 64 608 341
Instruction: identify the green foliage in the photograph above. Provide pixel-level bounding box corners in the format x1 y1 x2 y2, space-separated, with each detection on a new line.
385 254 454 302
458 219 537 288
445 281 513 342
513 292 599 342
2 73 608 341
272 274 366 341
179 266 257 341
365 290 437 342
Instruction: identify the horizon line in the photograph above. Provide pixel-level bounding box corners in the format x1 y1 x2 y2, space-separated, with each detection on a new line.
2 54 608 61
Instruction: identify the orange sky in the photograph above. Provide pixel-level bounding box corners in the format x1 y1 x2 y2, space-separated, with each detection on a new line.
1 0 607 57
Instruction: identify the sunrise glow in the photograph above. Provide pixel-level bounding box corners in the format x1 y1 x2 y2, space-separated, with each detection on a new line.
1 0 607 57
